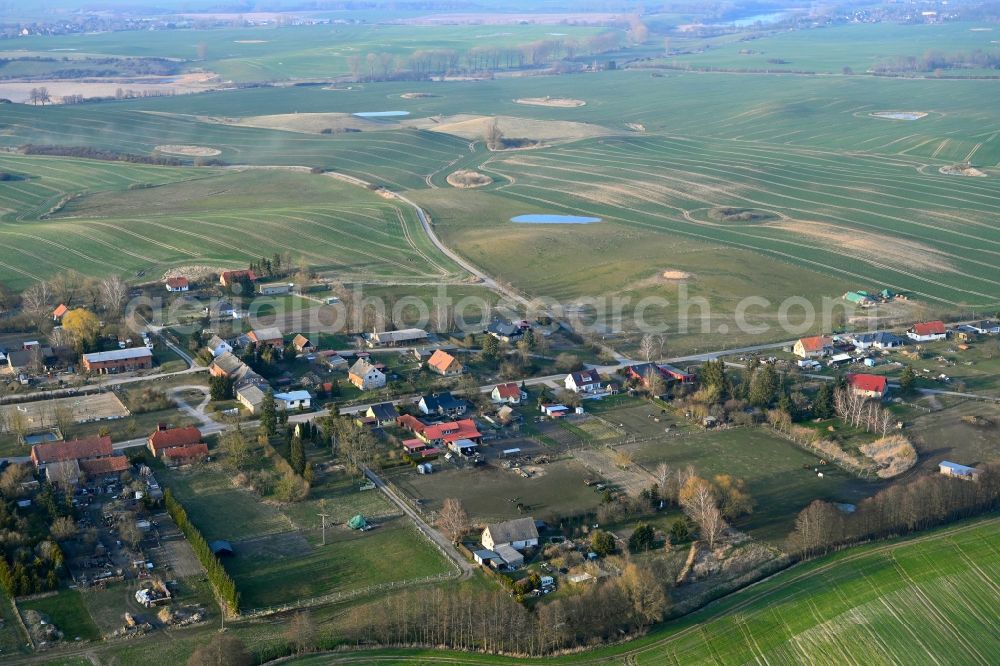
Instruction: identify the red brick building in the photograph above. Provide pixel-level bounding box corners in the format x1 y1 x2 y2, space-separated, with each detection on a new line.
82 347 153 374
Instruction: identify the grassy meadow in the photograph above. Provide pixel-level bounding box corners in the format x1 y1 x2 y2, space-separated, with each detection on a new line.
160 458 453 611
662 21 1000 75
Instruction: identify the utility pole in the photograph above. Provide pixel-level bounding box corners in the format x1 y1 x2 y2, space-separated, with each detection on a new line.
318 512 330 546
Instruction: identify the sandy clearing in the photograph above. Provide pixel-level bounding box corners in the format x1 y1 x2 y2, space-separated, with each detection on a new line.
156 144 221 157
162 265 226 282
411 114 612 143
200 112 383 134
446 169 492 189
401 12 621 25
870 111 928 121
515 97 586 108
939 164 987 177
771 219 956 273
0 71 218 104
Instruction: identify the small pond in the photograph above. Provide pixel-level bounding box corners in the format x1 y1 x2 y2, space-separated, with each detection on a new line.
511 214 603 224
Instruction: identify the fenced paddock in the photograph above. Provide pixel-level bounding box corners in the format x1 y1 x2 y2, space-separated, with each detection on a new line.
1 391 129 431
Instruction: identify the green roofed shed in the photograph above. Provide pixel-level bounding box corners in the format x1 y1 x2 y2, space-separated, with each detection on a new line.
347 515 368 530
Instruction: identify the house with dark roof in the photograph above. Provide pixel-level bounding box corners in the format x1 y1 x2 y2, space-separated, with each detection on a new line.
850 332 905 350
481 517 539 551
847 373 888 400
366 402 400 426
418 392 468 418
486 320 529 343
969 320 1000 335
565 369 602 393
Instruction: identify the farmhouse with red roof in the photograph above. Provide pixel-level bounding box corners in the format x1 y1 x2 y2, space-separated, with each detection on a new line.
907 321 946 342
847 373 889 399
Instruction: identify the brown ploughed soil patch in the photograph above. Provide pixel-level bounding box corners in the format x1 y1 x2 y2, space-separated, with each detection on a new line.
155 145 221 157
772 219 955 273
446 170 493 189
515 97 586 108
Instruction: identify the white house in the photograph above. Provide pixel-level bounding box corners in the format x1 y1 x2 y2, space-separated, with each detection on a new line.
491 382 526 405
274 390 311 411
205 335 233 358
565 369 602 393
349 358 386 391
481 517 539 551
907 321 947 342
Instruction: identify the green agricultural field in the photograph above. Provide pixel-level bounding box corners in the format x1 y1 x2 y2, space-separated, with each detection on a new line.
0 157 464 288
11 23 605 83
292 514 1000 664
662 21 1000 75
5 70 998 322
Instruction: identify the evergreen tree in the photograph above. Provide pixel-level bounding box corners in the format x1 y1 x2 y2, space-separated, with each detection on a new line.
289 437 305 476
814 382 835 419
260 390 277 437
748 363 778 407
899 365 917 394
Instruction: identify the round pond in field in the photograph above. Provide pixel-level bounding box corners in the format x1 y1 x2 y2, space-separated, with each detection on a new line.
511 214 603 224
871 111 927 121
353 111 410 118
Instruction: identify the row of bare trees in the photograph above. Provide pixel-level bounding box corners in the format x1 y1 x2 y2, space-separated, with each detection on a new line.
833 388 895 436
20 271 128 327
788 462 1000 557
345 556 673 656
346 32 626 81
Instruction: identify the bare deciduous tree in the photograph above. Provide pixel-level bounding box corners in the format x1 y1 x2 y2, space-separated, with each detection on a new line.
21 280 53 325
99 275 128 318
437 497 469 543
679 476 727 549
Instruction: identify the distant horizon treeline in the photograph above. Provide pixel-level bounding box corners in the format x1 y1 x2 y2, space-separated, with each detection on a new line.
346 31 625 81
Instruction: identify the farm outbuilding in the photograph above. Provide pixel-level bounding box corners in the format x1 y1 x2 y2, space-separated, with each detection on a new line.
939 461 980 480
